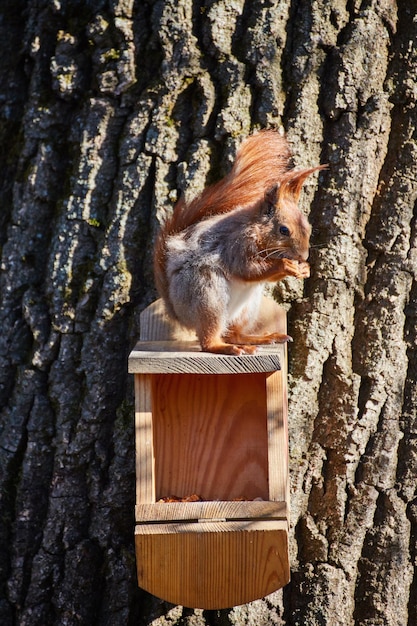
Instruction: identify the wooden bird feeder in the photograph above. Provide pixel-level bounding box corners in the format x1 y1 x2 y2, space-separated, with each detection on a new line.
128 298 290 609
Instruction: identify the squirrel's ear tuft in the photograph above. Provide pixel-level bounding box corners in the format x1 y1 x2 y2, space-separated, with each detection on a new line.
261 184 279 217
279 165 327 202
265 184 279 205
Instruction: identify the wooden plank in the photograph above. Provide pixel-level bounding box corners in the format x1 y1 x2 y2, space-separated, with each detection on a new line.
136 500 288 523
266 347 289 502
128 341 282 375
135 374 155 503
139 297 286 342
135 520 290 609
140 299 196 341
151 373 269 502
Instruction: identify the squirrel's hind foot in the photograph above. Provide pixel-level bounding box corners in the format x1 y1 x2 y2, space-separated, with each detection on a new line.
259 332 293 344
202 341 258 356
224 329 293 346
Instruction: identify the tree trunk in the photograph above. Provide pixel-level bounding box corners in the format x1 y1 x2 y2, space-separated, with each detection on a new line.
0 1 416 625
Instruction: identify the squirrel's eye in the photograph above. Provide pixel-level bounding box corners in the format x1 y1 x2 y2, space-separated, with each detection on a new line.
279 225 290 236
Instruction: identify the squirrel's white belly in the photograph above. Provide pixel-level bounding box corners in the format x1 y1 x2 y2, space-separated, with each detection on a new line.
227 279 263 323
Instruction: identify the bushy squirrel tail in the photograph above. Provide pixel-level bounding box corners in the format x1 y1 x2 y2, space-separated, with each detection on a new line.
166 130 292 234
154 130 293 308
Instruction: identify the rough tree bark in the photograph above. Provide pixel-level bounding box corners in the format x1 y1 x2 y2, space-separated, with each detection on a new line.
0 0 416 625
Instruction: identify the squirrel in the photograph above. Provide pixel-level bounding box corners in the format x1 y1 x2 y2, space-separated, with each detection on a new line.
154 129 326 355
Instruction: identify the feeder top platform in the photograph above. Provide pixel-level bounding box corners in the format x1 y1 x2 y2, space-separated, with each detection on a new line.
128 341 283 375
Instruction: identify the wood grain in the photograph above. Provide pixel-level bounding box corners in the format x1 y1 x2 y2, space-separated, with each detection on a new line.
135 500 288 522
266 365 289 503
139 298 197 341
151 372 270 501
135 520 290 610
135 374 155 503
128 341 282 374
138 297 287 342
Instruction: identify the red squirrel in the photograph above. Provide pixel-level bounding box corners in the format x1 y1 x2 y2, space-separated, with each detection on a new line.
154 129 325 355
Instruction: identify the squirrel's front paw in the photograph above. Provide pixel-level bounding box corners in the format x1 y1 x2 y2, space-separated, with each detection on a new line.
281 258 299 275
282 258 310 278
297 261 310 278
